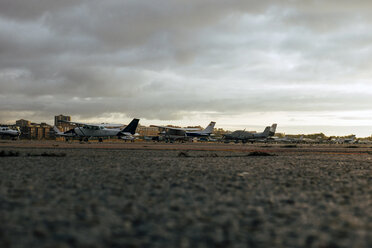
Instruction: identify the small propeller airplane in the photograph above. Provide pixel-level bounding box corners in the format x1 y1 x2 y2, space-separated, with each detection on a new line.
54 118 139 142
0 126 21 140
223 124 277 143
153 121 216 142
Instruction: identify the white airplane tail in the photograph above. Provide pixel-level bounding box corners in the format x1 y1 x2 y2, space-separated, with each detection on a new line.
270 124 277 133
53 126 62 135
200 121 216 134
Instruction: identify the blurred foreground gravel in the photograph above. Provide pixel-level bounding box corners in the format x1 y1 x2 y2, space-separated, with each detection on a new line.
0 147 371 247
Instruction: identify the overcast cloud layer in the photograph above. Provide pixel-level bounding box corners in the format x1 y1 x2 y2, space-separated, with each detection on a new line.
1 0 372 135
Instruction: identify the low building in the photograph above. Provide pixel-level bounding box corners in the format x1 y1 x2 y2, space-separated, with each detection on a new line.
137 125 159 137
26 122 53 140
16 119 31 127
14 120 52 140
54 114 71 126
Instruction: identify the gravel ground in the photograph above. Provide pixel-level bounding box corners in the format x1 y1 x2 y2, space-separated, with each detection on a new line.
0 146 371 248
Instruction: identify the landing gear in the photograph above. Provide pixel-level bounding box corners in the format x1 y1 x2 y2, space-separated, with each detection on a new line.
84 137 89 142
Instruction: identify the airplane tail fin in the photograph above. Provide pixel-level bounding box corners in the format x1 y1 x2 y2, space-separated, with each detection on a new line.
263 126 271 136
269 123 277 136
53 126 62 134
122 118 139 135
201 121 216 134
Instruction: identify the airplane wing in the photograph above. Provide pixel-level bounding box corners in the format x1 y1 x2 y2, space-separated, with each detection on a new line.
59 120 93 127
153 125 201 131
98 123 124 128
60 120 123 128
153 125 185 131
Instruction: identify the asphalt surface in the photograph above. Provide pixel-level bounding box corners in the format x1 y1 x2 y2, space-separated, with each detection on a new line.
0 143 371 247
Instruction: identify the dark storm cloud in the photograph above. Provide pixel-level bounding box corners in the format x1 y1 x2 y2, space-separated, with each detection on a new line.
1 0 372 124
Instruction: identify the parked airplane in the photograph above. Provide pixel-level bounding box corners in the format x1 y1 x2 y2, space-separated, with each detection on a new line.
273 135 319 144
0 126 20 139
223 124 277 143
55 118 139 142
342 135 356 144
329 135 356 144
271 135 297 143
154 121 216 142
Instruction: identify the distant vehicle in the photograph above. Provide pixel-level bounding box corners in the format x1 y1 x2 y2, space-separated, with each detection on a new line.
342 135 356 144
154 121 216 142
273 135 319 144
329 135 356 144
55 118 139 142
356 139 371 144
302 136 320 144
271 136 301 143
223 124 277 143
0 126 20 139
143 136 155 141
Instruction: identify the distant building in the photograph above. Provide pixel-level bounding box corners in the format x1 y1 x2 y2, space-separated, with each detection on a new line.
137 125 159 137
16 119 31 127
18 122 52 140
54 115 71 126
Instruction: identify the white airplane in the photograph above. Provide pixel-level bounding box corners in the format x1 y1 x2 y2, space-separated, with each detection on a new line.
154 121 216 142
55 118 139 142
0 126 20 139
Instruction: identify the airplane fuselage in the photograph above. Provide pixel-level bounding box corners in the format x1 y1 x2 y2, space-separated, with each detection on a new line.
0 127 20 137
73 126 121 137
185 132 209 137
224 124 277 143
224 131 267 141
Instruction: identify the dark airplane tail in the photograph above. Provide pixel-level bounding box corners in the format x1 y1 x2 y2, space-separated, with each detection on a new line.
262 126 271 137
122 118 139 134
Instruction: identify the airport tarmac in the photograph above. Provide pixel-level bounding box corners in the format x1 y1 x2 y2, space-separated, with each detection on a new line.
0 141 371 247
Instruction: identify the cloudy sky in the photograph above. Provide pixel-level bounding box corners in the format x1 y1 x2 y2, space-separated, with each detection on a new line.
1 0 372 136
